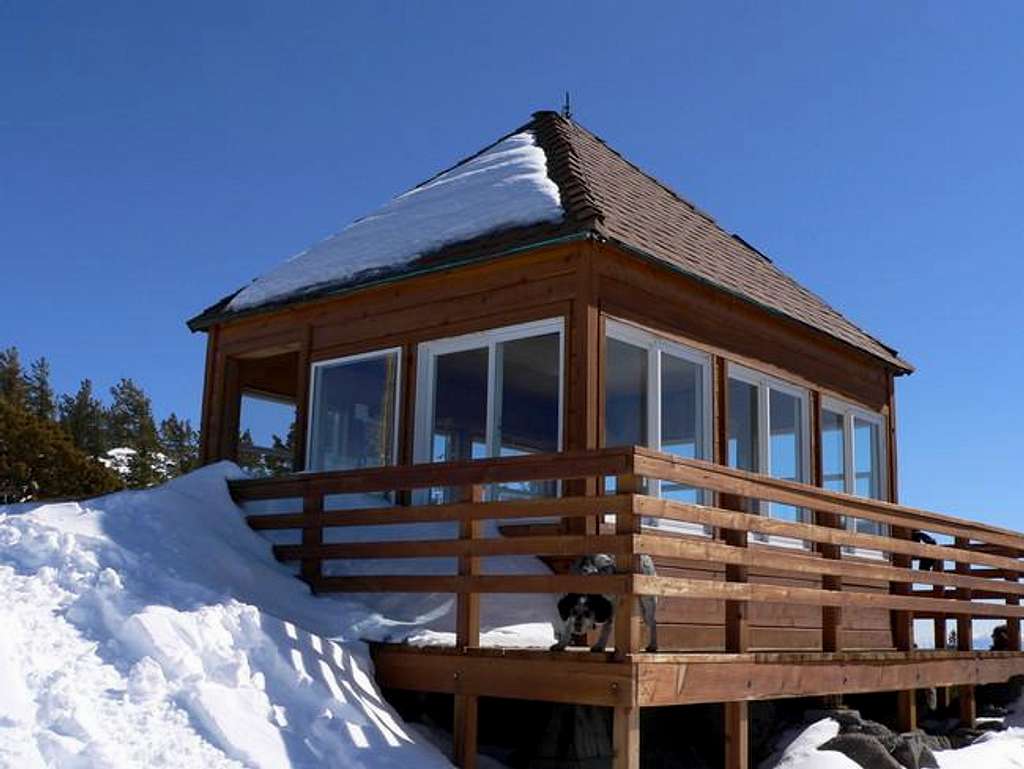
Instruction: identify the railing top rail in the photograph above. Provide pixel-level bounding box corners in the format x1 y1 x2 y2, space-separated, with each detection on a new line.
229 444 1024 550
630 447 1024 549
228 446 635 500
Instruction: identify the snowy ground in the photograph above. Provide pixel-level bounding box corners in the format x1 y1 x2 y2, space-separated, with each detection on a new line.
763 716 1024 769
3 464 1024 768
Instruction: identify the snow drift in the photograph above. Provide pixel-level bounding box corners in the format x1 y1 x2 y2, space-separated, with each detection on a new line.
0 464 470 768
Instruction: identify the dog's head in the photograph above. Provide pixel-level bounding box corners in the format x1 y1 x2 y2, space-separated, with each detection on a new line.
557 593 613 636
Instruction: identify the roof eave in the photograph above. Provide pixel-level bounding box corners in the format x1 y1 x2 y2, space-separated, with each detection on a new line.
185 230 595 333
599 234 914 375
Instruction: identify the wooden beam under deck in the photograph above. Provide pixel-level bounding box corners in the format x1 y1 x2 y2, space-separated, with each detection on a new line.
370 644 1024 709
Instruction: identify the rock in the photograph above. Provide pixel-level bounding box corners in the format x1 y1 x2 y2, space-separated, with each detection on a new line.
947 727 988 749
805 708 863 729
918 733 952 751
819 734 904 769
892 732 939 769
856 720 900 753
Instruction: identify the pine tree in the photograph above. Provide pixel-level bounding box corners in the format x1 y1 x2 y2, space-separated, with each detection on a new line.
0 347 28 409
25 357 56 421
59 379 109 457
159 413 199 476
237 428 261 473
106 378 167 488
0 398 122 502
107 378 159 452
263 422 296 476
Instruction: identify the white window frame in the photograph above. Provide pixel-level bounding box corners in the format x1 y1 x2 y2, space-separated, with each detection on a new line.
727 363 812 549
821 396 889 558
305 346 403 473
605 319 714 535
413 318 565 468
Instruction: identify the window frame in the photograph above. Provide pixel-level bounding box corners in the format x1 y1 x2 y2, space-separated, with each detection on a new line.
727 362 812 547
820 396 889 557
605 318 714 534
305 346 404 473
413 317 565 466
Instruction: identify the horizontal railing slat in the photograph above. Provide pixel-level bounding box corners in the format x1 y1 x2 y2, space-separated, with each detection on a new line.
632 575 1024 620
231 447 635 500
311 574 630 595
637 497 1024 575
275 534 631 561
633 448 1024 551
636 534 1024 601
248 494 631 530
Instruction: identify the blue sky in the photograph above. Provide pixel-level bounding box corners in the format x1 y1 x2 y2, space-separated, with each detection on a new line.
2 2 1022 526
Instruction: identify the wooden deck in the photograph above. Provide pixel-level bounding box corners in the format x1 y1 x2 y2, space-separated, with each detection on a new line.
370 644 1024 707
231 446 1024 769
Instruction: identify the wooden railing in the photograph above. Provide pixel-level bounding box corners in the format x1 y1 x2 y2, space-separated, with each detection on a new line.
230 446 1024 658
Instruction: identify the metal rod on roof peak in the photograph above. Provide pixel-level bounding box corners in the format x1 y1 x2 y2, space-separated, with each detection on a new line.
562 91 572 120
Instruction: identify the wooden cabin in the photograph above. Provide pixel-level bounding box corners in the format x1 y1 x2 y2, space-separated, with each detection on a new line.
188 112 1024 769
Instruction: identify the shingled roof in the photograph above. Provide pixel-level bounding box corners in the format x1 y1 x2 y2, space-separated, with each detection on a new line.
188 111 910 372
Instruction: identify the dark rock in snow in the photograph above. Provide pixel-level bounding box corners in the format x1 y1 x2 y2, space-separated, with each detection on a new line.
819 733 904 769
892 731 939 769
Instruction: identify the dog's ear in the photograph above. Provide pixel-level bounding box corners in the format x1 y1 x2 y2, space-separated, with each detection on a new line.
590 594 614 624
558 594 579 621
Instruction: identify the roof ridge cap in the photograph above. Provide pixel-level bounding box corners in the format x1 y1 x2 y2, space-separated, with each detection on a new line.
530 111 604 228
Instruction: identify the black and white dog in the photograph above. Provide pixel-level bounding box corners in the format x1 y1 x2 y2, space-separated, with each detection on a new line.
550 553 658 653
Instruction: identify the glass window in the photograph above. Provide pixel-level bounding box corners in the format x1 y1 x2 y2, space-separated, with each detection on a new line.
603 320 712 532
417 320 563 502
605 337 648 447
854 417 883 501
821 409 846 494
768 389 803 523
307 350 400 472
819 399 887 540
660 353 705 504
727 379 760 473
727 367 809 529
432 347 488 463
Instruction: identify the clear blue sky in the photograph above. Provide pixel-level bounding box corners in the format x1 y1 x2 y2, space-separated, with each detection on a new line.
2 2 1022 527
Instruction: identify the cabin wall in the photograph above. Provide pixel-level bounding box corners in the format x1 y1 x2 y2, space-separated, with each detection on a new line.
198 240 902 651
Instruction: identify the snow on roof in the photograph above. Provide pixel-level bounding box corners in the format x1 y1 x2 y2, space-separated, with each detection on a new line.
228 130 564 312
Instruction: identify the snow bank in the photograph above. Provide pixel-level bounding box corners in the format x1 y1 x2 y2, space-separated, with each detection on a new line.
0 464 467 768
759 719 859 769
760 715 1024 769
228 130 563 312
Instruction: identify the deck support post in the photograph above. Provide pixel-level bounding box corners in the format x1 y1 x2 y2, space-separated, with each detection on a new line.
453 693 478 769
612 706 639 769
614 474 642 660
957 685 976 728
724 701 749 769
896 689 917 733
